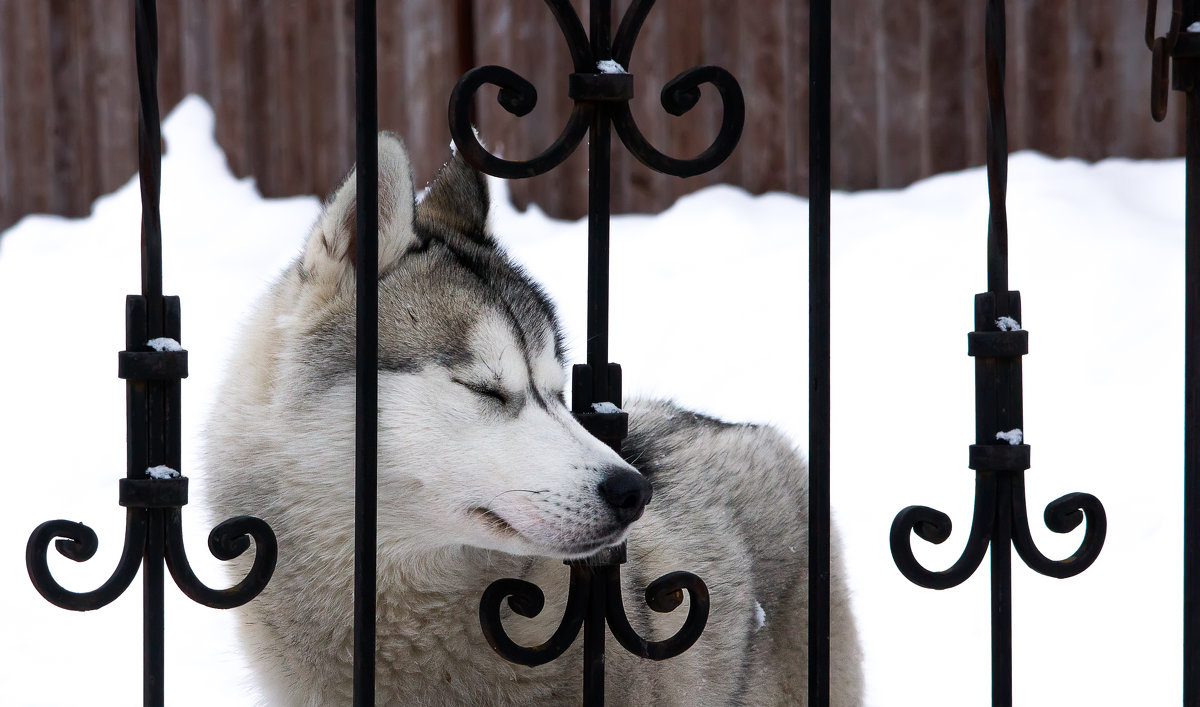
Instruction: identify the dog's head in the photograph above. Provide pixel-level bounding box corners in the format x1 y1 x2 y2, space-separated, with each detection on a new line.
277 134 649 560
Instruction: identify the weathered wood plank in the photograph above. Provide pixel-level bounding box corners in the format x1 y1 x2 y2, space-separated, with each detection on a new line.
10 0 54 216
47 0 89 216
739 0 786 195
782 0 810 196
0 0 11 229
1072 0 1116 161
927 0 967 176
831 0 881 190
211 0 249 179
157 0 184 111
243 0 274 192
1019 0 1071 157
180 0 214 100
304 0 353 198
400 0 459 185
278 0 311 193
880 0 925 188
87 1 136 197
962 0 988 167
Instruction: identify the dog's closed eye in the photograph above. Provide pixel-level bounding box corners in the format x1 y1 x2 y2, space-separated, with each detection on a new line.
453 378 509 406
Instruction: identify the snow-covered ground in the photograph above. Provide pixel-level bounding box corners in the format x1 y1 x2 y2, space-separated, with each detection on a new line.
0 96 1185 705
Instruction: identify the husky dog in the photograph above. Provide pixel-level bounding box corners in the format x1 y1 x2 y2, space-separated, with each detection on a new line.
205 135 862 705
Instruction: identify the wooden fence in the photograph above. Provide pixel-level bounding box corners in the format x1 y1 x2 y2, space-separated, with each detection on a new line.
0 0 1184 232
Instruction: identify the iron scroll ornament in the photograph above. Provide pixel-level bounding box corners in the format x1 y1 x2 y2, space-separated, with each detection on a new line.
451 0 734 677
26 0 278 628
890 472 1107 590
27 504 277 611
448 0 744 180
26 319 277 614
479 548 711 666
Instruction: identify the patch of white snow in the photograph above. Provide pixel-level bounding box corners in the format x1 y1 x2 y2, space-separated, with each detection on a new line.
995 316 1021 332
597 59 627 75
147 337 183 352
146 465 180 480
995 428 1023 445
753 601 766 630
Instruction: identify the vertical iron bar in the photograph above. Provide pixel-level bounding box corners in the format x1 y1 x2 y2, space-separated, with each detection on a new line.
144 510 165 707
582 566 606 707
134 0 163 327
984 0 1008 300
984 3 1013 703
991 482 1012 707
587 0 614 404
1183 1 1200 694
808 0 832 705
134 3 166 705
584 3 613 702
353 0 379 704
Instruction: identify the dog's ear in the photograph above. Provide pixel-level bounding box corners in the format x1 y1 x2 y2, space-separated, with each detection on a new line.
301 132 417 287
416 149 491 245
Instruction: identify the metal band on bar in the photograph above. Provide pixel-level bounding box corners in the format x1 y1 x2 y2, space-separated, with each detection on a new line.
569 73 634 102
968 445 1031 473
120 478 189 508
572 411 630 446
966 331 1028 358
118 351 189 381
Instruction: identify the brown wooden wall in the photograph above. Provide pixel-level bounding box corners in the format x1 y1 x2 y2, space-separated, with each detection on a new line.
0 0 1184 233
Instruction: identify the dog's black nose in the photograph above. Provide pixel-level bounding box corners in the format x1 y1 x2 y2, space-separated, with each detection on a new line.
598 468 652 525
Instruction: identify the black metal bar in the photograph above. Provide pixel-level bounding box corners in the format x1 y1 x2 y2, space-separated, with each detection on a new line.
808 0 832 705
135 5 167 703
1182 2 1200 699
353 0 379 704
1187 82 1200 707
587 0 614 403
991 478 1012 707
1146 2 1200 702
134 0 162 318
582 565 606 707
144 510 165 706
984 0 1008 299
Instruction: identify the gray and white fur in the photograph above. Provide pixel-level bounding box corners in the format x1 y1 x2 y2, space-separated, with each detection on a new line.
204 134 862 705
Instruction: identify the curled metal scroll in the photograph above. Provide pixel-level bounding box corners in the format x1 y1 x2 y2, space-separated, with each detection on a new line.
890 474 997 591
26 512 147 612
1010 480 1106 579
164 510 278 609
891 471 1106 590
27 500 277 612
611 66 745 178
479 562 708 666
479 574 587 666
605 570 708 661
449 66 591 179
447 0 744 181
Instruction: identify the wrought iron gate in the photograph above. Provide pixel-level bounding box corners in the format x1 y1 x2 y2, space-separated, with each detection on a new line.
25 1 1200 706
